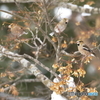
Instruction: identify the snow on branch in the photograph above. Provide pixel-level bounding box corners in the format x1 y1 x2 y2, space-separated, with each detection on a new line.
0 45 53 89
65 3 100 14
0 0 100 15
0 0 43 3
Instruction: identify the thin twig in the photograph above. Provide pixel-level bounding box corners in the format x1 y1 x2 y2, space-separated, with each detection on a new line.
23 54 59 79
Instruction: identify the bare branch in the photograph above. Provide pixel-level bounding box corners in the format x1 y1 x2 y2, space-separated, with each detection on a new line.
0 1 100 15
23 54 59 79
0 45 53 89
0 0 44 3
17 78 40 83
61 50 81 57
4 78 40 91
0 92 45 100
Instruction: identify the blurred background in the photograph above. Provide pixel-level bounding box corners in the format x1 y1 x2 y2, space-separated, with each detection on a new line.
0 0 100 100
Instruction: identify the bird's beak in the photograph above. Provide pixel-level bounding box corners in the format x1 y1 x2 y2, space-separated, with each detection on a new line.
8 23 13 28
76 41 79 44
8 25 11 28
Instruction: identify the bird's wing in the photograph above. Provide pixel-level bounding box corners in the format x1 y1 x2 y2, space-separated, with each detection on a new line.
83 44 91 52
54 24 66 33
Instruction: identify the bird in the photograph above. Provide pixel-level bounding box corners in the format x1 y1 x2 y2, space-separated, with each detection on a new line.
49 18 69 36
8 23 28 38
77 40 96 57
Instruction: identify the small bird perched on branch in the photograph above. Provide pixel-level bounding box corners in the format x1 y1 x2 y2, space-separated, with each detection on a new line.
77 40 96 57
8 23 28 38
49 18 69 36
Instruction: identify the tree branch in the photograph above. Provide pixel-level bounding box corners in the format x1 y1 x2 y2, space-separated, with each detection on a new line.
0 1 100 15
0 0 44 3
4 79 41 91
0 45 53 89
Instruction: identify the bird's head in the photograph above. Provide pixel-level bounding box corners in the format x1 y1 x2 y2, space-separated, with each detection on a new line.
62 18 69 24
8 23 14 28
77 40 84 46
8 23 18 29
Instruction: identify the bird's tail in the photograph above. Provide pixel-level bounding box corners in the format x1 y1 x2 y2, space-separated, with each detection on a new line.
49 32 54 36
91 50 96 57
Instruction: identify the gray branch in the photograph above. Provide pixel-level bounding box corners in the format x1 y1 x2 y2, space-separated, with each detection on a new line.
0 0 100 14
0 0 43 3
0 45 53 89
